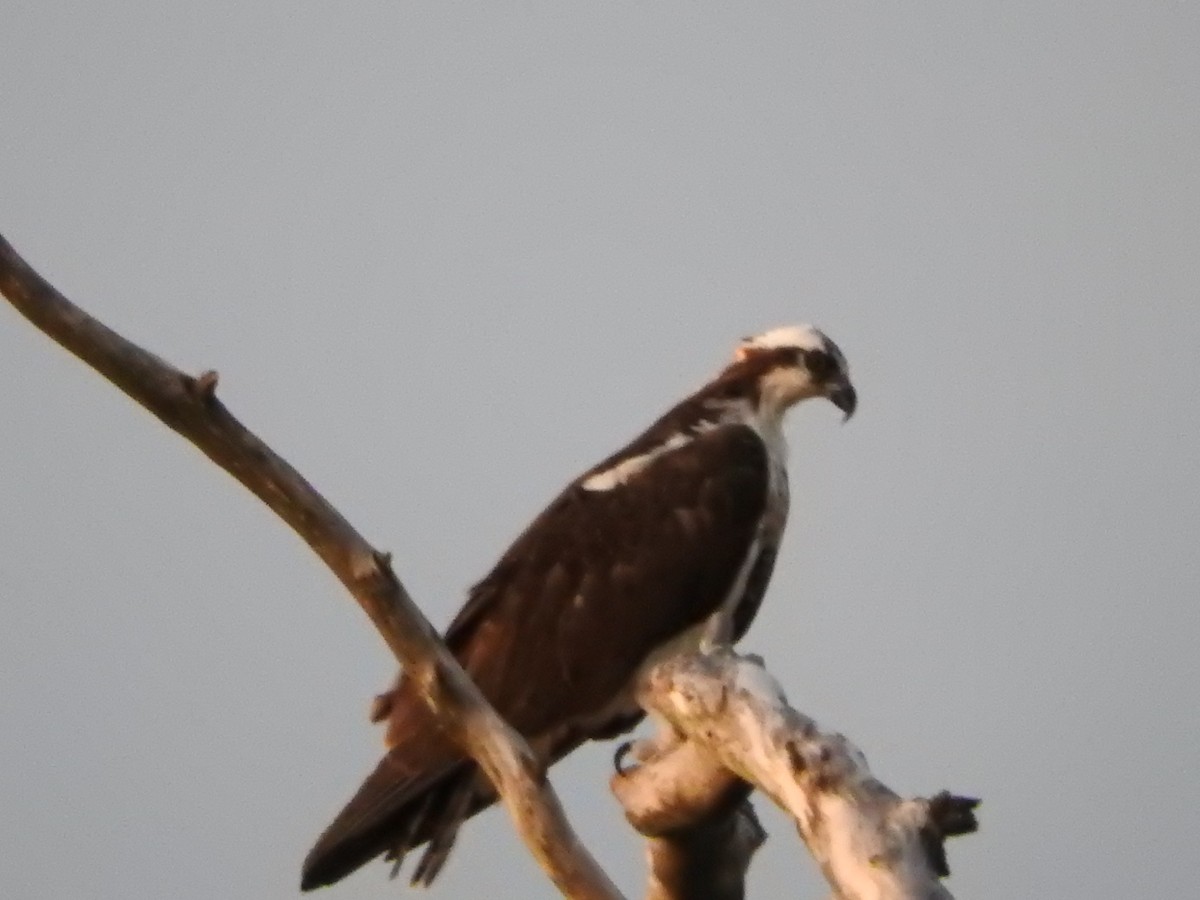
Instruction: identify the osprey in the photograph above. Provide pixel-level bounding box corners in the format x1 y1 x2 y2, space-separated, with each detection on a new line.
301 325 856 890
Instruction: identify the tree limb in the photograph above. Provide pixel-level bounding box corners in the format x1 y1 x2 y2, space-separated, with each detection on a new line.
0 233 624 900
616 648 978 900
612 736 764 900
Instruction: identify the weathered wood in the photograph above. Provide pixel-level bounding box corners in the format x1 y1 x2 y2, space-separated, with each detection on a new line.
613 734 764 900
624 648 978 900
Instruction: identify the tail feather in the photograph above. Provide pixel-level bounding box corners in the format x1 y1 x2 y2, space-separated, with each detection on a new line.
301 747 471 891
303 709 632 888
408 777 476 886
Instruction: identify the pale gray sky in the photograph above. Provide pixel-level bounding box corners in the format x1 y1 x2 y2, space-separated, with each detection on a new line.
2 3 1198 898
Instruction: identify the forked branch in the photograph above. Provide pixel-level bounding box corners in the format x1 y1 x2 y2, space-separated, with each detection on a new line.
617 649 978 900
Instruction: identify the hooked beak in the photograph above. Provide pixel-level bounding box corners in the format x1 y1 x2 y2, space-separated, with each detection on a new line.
828 381 857 421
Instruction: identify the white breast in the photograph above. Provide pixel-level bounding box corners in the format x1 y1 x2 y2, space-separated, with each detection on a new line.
739 403 792 543
700 402 792 640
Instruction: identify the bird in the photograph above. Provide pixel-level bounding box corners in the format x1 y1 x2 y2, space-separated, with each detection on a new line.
301 324 856 890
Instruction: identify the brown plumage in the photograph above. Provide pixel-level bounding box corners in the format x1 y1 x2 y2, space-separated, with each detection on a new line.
301 328 855 890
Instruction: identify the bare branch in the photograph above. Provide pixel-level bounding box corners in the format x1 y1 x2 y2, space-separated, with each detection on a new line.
0 233 623 900
612 735 764 900
641 804 764 900
625 649 978 900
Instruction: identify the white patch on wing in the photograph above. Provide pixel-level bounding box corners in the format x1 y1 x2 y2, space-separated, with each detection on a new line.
580 432 694 491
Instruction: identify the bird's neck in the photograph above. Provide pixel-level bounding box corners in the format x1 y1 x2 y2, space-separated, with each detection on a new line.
707 396 790 460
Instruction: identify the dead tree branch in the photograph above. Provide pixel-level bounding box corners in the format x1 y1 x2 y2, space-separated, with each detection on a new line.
0 233 623 900
612 736 764 900
615 648 978 900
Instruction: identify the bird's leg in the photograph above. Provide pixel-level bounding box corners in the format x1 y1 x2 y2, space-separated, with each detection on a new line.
698 607 734 652
616 611 732 777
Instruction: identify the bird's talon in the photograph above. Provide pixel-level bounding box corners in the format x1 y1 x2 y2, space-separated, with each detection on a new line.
613 741 637 775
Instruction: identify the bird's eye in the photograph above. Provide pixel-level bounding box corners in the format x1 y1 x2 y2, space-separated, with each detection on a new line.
804 350 837 381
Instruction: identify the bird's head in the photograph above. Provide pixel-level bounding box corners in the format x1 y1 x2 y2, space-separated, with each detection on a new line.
729 324 857 422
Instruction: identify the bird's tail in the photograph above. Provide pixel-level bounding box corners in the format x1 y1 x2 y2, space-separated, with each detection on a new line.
301 742 492 891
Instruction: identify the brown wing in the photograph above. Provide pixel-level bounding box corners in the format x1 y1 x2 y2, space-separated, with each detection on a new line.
302 423 770 890
441 422 769 733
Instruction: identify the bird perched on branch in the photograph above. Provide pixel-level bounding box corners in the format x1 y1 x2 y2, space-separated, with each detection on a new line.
302 325 856 890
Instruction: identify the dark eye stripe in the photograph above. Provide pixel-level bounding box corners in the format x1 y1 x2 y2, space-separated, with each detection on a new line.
803 349 837 380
